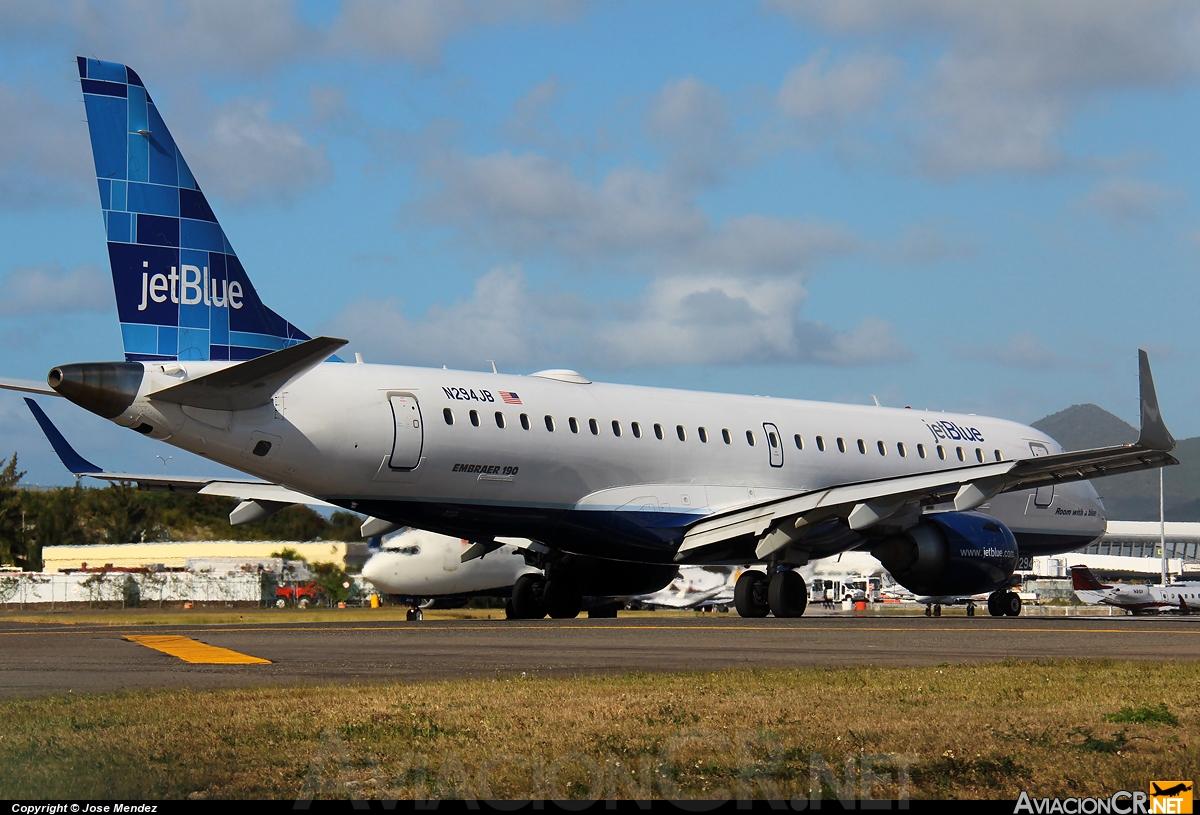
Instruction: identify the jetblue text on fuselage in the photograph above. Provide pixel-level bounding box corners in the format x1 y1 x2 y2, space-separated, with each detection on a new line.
924 419 984 443
136 264 244 311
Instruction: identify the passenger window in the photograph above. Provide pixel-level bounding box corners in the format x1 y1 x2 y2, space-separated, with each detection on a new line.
746 430 756 446
495 411 505 429
677 425 687 441
520 413 530 431
994 449 1002 461
794 434 803 450
917 443 926 458
443 408 454 426
857 439 866 454
632 421 642 438
816 436 826 451
937 445 946 460
544 415 555 432
975 448 984 463
768 431 778 448
898 442 907 458
956 447 965 461
654 423 664 440
699 427 709 443
877 441 886 456
722 428 732 444
612 420 622 437
589 418 599 435
469 409 480 427
569 417 579 434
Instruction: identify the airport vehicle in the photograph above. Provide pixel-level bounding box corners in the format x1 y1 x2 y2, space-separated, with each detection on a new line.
1070 565 1197 614
0 58 1179 620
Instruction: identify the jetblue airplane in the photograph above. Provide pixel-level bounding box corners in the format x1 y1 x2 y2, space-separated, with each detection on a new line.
0 59 1180 619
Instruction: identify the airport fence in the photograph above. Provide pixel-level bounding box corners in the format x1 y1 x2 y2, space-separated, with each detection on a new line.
0 570 264 609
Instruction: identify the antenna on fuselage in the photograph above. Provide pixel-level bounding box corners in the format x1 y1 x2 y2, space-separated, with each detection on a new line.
872 395 881 407
488 360 498 374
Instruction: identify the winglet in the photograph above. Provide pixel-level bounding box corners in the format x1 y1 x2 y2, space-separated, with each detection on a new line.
24 398 104 475
1137 349 1175 451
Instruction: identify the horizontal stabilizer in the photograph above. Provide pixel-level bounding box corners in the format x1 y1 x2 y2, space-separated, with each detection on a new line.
0 377 60 397
149 336 347 411
25 398 103 475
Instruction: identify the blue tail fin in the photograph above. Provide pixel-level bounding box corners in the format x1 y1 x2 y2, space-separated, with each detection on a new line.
77 57 310 363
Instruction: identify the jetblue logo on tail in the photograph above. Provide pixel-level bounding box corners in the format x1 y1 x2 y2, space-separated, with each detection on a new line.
138 264 243 310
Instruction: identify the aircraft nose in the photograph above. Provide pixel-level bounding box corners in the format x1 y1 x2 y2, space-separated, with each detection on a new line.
48 362 144 419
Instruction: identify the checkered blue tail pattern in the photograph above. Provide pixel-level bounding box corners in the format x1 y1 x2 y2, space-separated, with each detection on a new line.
77 57 310 363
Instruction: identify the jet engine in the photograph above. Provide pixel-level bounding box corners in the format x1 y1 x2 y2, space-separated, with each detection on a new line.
870 511 1018 597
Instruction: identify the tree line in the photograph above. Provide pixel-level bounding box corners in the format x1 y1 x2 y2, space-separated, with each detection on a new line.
0 453 363 571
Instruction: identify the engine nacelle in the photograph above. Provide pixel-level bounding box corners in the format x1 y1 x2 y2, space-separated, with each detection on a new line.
870 511 1019 597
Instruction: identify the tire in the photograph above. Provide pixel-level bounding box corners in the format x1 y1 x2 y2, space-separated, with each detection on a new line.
1003 591 1022 617
587 603 619 619
512 574 546 619
988 591 1004 617
543 578 582 619
933 604 942 617
924 605 932 617
734 570 769 618
767 570 807 618
504 599 516 620
966 604 975 617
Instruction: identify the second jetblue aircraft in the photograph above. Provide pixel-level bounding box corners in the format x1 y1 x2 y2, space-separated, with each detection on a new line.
3 59 1179 619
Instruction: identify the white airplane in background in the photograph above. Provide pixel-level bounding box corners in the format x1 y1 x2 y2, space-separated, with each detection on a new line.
1071 565 1198 615
1 58 1180 620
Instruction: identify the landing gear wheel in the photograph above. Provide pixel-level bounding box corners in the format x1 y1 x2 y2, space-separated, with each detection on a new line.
767 570 807 618
924 604 932 617
933 604 942 617
543 578 582 619
587 602 620 619
734 570 770 618
1002 591 1022 617
504 599 516 620
512 574 546 619
987 591 1004 617
966 602 975 617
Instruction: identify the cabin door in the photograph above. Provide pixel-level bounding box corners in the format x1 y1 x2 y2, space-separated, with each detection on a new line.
388 394 423 469
763 423 784 468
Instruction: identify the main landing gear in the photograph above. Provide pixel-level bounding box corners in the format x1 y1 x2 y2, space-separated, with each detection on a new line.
988 590 1022 617
734 569 807 618
509 573 585 619
924 603 942 617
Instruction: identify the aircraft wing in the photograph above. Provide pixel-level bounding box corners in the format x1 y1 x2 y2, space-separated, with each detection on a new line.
23 397 334 510
677 350 1176 562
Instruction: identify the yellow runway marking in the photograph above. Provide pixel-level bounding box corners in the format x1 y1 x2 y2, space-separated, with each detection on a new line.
124 635 270 664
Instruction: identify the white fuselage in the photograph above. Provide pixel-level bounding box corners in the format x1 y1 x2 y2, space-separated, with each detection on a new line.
1075 582 1200 613
111 361 1107 563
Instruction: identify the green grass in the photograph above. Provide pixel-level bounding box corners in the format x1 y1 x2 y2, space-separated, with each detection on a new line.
1103 702 1180 726
1 659 1197 800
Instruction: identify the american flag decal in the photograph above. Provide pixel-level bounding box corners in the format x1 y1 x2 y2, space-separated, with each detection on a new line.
500 391 522 405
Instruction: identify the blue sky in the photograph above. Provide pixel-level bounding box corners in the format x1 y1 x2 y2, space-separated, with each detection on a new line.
2 0 1200 485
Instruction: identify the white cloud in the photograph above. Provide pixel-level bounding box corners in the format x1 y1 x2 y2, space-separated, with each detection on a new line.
777 51 898 124
768 1 1200 177
324 265 909 370
645 77 735 185
0 264 111 317
957 332 1058 369
0 82 94 207
180 99 332 206
329 0 591 65
1078 177 1185 228
411 148 854 276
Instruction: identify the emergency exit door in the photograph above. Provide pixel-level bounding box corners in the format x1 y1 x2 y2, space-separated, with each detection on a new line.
389 394 423 469
763 422 784 468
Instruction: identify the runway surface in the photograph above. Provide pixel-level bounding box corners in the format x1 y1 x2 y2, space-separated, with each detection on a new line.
3 615 1199 698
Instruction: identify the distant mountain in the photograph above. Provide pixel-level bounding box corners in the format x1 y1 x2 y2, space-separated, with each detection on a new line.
1032 403 1137 451
1032 403 1199 522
